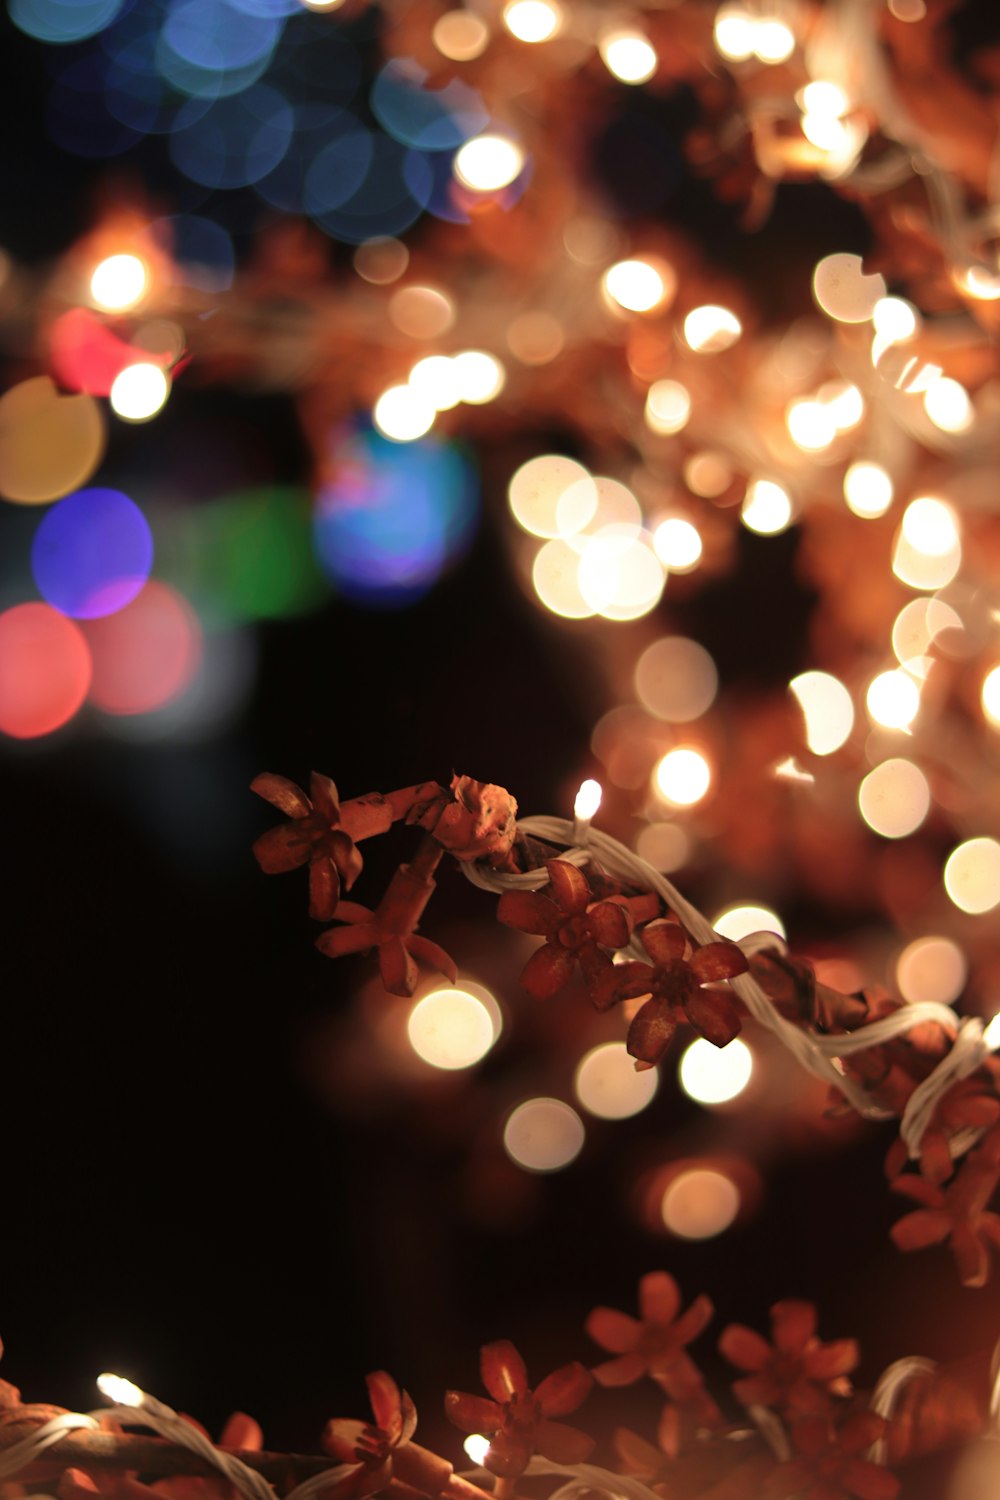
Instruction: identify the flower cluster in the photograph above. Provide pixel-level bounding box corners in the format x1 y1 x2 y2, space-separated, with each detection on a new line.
253 770 1000 1282
12 1279 993 1500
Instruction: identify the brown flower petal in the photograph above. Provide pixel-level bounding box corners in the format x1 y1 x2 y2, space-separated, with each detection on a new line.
485 1430 533 1478
803 1339 859 1382
324 1419 369 1461
585 1306 641 1354
627 997 677 1068
638 1271 681 1325
407 935 459 985
670 1293 714 1346
890 1209 952 1251
587 899 632 948
366 1372 412 1446
685 987 742 1048
534 1361 592 1417
443 1392 502 1435
310 859 341 922
251 773 311 817
591 1351 646 1387
613 1427 664 1474
534 1419 595 1466
770 1301 816 1354
691 941 749 982
520 942 578 1000
497 890 559 936
219 1413 263 1451
379 938 419 996
253 824 313 874
719 1323 772 1373
481 1341 528 1401
316 923 379 959
545 859 591 915
310 771 341 821
640 921 687 965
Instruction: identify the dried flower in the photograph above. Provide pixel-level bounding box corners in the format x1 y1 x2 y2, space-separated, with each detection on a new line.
426 776 518 867
595 921 747 1067
719 1301 858 1417
586 1271 713 1396
323 1372 452 1500
445 1340 593 1478
890 1127 1000 1286
497 860 639 1002
251 772 365 922
764 1411 899 1500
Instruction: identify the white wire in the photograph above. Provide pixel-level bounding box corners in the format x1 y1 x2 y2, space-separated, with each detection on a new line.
868 1357 937 1465
0 1413 100 1482
464 816 1000 1154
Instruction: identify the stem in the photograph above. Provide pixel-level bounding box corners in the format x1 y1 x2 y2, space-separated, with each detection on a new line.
491 1478 516 1500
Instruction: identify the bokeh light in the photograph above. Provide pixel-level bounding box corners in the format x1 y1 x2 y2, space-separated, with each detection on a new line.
866 669 920 730
843 461 893 518
786 398 837 452
789 670 854 754
0 378 106 505
813 253 886 322
0 603 91 739
679 1037 753 1105
82 581 202 715
532 538 595 619
892 597 963 666
373 385 436 442
712 904 786 941
982 666 1000 728
635 636 718 722
599 30 657 84
943 838 1000 915
109 363 170 423
754 19 794 63
635 821 690 873
409 356 461 412
453 350 505 404
503 0 561 43
652 517 702 572
407 987 499 1070
389 286 455 338
683 305 742 352
574 1042 658 1119
654 747 711 806
31 488 153 619
603 259 672 313
858 758 931 839
741 478 792 535
354 238 409 285
10 0 124 46
433 10 490 60
896 936 967 1005
644 379 691 435
503 1097 585 1172
661 1167 740 1239
576 529 664 622
90 253 147 311
902 497 960 556
508 455 596 539
924 376 974 434
714 5 755 61
454 134 524 192
463 1435 491 1467
313 429 477 607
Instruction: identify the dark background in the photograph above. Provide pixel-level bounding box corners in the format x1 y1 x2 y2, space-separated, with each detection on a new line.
2 0 999 1476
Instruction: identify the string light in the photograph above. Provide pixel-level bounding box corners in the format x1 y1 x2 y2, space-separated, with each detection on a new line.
741 478 792 534
109 362 170 422
599 30 658 84
654 747 711 806
90 254 147 311
843 461 893 517
373 385 436 441
679 1037 753 1105
644 379 691 434
572 778 602 843
503 0 561 43
453 134 524 192
602 258 672 313
789 671 854 754
682 305 742 352
866 670 920 730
